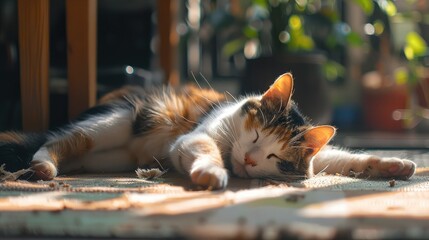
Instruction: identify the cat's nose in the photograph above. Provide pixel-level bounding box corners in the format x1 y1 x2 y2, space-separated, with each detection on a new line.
244 153 257 167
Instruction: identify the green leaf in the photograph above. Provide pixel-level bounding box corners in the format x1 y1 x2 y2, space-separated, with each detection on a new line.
299 35 315 50
405 31 427 59
320 8 340 23
323 60 345 82
325 35 337 49
287 29 314 51
346 31 364 46
252 0 268 9
352 0 374 15
394 68 408 85
243 26 258 39
222 38 246 57
289 15 303 30
384 0 397 16
373 20 385 35
404 46 415 60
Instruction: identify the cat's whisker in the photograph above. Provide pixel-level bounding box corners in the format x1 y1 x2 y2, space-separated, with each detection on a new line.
287 131 307 147
225 118 241 148
177 114 198 125
199 72 223 108
218 125 237 145
216 124 234 140
190 71 203 90
224 91 238 103
212 129 234 144
258 108 267 126
278 98 283 114
122 95 136 107
315 164 330 176
268 114 277 126
183 91 213 115
188 72 225 110
186 100 208 116
199 72 213 90
152 156 167 171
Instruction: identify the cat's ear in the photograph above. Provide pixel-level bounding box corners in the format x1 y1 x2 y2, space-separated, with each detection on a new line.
302 125 336 159
262 73 294 103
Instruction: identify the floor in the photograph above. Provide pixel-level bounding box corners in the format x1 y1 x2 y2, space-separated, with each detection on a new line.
1 149 429 239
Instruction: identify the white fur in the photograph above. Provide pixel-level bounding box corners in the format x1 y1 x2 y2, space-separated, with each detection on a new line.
32 147 58 177
170 96 289 181
170 95 417 186
130 128 176 168
72 108 133 152
33 147 53 163
34 108 134 174
230 126 286 178
311 146 416 178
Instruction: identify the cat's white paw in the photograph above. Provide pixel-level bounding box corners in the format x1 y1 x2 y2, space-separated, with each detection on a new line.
190 161 228 190
365 157 416 180
30 160 57 180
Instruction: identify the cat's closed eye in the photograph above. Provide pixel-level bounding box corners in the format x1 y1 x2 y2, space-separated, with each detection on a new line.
253 129 259 143
267 153 279 159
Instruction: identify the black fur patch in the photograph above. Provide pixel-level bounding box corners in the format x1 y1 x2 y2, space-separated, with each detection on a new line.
74 101 134 123
277 160 296 173
241 99 262 115
0 133 47 172
289 104 306 127
260 100 308 131
133 107 154 135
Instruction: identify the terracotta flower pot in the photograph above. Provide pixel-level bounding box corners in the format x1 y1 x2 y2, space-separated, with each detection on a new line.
362 84 408 132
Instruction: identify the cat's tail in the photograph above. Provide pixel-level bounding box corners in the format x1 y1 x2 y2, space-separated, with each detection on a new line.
0 132 47 173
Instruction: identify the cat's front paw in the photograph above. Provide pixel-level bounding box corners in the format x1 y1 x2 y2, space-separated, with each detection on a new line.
30 160 57 180
366 157 416 180
190 162 228 190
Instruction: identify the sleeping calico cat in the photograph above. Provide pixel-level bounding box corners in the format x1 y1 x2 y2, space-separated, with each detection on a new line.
0 73 416 189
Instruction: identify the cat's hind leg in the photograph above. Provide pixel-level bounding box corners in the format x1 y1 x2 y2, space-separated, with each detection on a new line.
311 146 416 180
30 104 134 180
170 132 228 189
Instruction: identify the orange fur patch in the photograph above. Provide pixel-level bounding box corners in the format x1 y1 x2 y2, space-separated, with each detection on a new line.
241 99 262 131
0 132 25 144
186 138 223 166
149 85 225 137
190 139 218 155
244 112 259 131
98 86 142 104
46 131 94 165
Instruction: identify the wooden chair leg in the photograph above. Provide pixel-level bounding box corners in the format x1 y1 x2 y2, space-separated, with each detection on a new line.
66 0 97 120
157 0 179 86
17 0 50 132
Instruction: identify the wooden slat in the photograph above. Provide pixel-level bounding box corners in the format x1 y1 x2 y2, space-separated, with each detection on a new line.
66 0 97 120
17 0 50 132
157 0 179 86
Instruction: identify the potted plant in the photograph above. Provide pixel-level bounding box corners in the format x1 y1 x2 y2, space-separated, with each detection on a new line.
393 31 429 132
213 0 363 123
359 0 429 131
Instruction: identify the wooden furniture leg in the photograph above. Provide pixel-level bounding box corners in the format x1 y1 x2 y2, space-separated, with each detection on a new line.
66 0 97 120
17 0 50 132
157 0 179 86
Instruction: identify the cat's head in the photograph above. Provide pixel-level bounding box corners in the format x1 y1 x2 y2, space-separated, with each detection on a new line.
230 73 335 180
